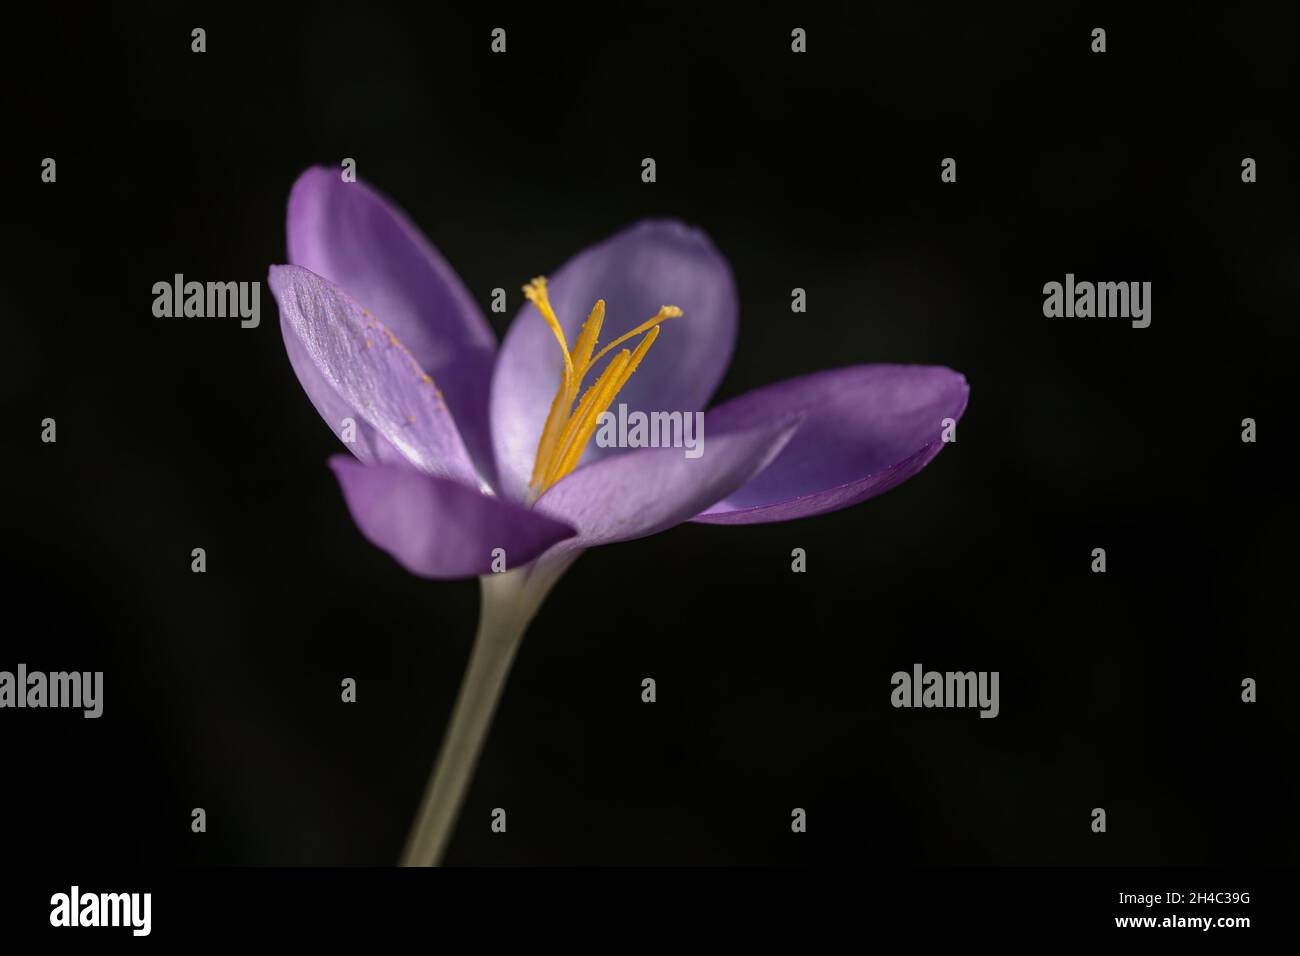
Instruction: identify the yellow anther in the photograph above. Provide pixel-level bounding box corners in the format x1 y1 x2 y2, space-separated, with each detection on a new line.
523 278 680 500
571 299 606 379
529 377 577 489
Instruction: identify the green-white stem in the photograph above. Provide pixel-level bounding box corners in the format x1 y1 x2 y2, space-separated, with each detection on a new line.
400 553 576 866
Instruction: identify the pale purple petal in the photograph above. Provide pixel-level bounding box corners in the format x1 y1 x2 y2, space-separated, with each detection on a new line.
330 457 577 579
270 265 480 488
693 365 969 524
287 167 497 479
281 319 402 466
490 220 738 502
534 419 798 551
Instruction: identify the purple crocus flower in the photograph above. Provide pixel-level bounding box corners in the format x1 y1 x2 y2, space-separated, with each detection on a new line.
268 167 969 865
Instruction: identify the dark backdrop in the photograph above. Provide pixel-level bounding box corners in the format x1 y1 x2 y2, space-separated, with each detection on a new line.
3 2 1296 865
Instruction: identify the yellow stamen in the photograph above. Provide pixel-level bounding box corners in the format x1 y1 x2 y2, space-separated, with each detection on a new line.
547 325 662 486
522 278 680 500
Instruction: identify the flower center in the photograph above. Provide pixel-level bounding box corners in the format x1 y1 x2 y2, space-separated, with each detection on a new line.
523 276 681 501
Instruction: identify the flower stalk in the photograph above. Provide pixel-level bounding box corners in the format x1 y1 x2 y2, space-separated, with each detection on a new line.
400 553 576 866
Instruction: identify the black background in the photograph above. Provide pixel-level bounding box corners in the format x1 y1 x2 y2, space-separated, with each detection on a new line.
3 2 1296 868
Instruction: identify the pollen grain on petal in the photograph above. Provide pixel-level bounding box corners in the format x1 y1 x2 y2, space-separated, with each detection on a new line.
359 310 450 403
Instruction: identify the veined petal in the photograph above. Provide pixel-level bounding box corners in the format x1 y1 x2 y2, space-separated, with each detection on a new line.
692 364 969 524
270 265 480 487
287 167 497 480
281 317 403 466
491 219 738 503
330 457 577 579
533 418 797 551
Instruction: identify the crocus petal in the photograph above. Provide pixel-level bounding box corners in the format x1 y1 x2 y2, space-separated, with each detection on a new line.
330 457 577 579
281 319 403 466
533 418 798 551
692 365 969 524
270 265 480 488
287 167 497 480
490 219 738 502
